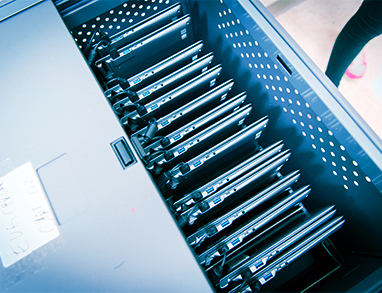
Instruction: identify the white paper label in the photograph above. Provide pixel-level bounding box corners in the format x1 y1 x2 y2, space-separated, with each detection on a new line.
0 162 59 268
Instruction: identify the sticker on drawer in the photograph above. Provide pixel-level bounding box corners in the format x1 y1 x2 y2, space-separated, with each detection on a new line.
0 162 59 268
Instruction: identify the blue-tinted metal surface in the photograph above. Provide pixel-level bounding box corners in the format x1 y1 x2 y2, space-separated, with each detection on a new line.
0 0 43 22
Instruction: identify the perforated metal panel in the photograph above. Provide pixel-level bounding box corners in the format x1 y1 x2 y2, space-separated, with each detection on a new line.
189 0 382 256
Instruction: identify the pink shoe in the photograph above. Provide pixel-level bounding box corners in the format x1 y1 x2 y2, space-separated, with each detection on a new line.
345 51 366 79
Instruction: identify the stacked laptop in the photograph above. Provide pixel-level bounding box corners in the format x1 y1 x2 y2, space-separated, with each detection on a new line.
88 3 345 292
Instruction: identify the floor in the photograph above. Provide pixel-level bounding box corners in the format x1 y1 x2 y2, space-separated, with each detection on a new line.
259 0 382 139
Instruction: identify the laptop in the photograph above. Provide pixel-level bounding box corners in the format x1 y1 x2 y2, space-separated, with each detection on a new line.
156 116 269 193
130 79 234 149
219 205 337 289
121 65 222 133
96 3 183 55
113 52 214 115
172 141 285 212
197 186 311 266
95 15 193 79
180 150 291 229
142 91 246 154
104 41 204 98
145 104 252 171
227 216 345 293
185 168 299 247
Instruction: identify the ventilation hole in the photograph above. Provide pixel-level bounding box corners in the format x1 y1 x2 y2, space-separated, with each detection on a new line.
153 6 158 10
218 12 222 17
228 8 232 13
246 53 249 58
82 38 87 42
119 10 123 14
249 41 252 46
122 18 126 22
284 76 288 82
320 138 324 143
105 17 109 21
321 148 325 153
300 122 305 127
82 24 87 28
322 157 327 162
343 176 348 181
332 161 336 166
333 171 337 176
295 89 299 94
264 52 268 57
218 24 221 29
237 19 240 24
286 88 290 93
141 12 146 16
331 152 335 157
226 22 230 27
263 74 267 79
165 0 170 4
249 63 253 68
340 145 345 151
269 75 273 80
91 24 96 28
74 38 78 41
272 85 276 91
78 45 82 49
222 23 225 28
78 31 83 35
234 32 238 37
123 3 128 7
243 42 247 47
283 107 287 112
353 171 359 176
365 176 371 182
317 126 322 132
312 144 316 149
252 53 255 58
231 20 235 26
240 53 244 58
281 97 285 102
310 134 315 140
257 74 261 79
109 25 113 29
110 10 114 14
342 166 347 171
302 131 306 136
86 31 91 35
290 109 294 114
276 75 280 81
240 31 244 36
255 41 258 46
96 17 101 21
292 119 297 124
328 130 333 136
233 44 236 48
296 101 301 106
260 64 264 69
279 87 283 92
258 52 261 57
246 30 249 34
341 156 346 161
117 25 121 29
134 12 139 16
344 185 349 190
354 181 359 186
298 111 302 116
129 19 133 23
126 11 131 15
274 96 278 101
265 85 269 90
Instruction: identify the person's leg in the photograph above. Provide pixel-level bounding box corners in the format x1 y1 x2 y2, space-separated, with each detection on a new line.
325 0 382 87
